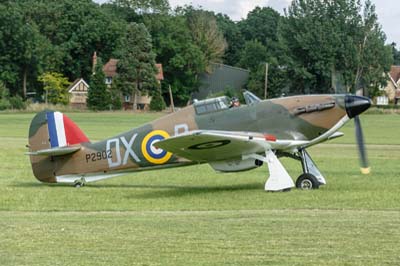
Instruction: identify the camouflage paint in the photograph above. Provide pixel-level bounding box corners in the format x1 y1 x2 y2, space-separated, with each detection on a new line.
28 95 350 184
195 95 346 140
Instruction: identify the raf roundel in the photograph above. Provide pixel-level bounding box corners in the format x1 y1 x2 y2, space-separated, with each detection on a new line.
141 130 173 164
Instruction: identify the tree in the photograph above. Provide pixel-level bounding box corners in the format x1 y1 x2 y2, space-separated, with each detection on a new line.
23 0 126 84
238 40 287 98
0 81 25 110
109 81 123 110
238 7 282 54
142 13 206 105
349 0 392 96
391 43 400 65
282 0 392 95
149 89 166 111
87 59 111 111
114 22 158 109
103 0 170 25
0 0 126 101
111 0 170 14
216 14 244 66
234 6 288 98
0 3 23 95
0 2 51 97
38 72 71 105
184 8 227 67
0 81 11 110
239 40 267 71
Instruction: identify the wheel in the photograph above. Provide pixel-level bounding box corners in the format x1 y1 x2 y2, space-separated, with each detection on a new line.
74 181 84 188
296 173 319 190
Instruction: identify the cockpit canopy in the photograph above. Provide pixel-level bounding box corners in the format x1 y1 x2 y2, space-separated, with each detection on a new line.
194 96 230 115
193 91 261 115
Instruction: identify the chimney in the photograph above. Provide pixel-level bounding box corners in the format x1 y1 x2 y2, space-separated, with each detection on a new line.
92 51 97 74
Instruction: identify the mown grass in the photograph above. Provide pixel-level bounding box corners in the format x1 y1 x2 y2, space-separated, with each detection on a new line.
0 112 400 265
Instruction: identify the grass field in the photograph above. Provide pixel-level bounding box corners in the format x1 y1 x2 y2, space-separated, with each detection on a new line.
1 112 400 265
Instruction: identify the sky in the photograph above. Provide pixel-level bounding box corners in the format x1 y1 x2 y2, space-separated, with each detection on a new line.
95 0 400 46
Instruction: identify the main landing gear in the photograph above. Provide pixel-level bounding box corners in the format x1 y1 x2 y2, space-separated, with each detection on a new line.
244 149 326 191
294 149 326 190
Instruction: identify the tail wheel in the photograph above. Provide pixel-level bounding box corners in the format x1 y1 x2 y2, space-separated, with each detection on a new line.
296 173 320 190
74 179 85 188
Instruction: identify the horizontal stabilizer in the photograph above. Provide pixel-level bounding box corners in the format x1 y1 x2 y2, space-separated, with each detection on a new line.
26 146 81 156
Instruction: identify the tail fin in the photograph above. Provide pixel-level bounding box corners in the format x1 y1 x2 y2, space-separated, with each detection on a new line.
28 110 90 183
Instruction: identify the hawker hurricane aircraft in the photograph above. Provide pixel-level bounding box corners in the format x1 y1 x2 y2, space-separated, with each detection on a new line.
27 91 371 191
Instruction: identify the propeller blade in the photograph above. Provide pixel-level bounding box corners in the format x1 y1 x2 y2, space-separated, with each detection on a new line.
354 115 370 174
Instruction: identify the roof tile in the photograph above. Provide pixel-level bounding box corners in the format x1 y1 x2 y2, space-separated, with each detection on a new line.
390 65 400 84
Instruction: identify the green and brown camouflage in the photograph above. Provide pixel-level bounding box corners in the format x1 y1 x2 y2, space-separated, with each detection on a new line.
27 92 371 188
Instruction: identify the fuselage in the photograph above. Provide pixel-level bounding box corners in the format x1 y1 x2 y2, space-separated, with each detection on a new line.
29 94 366 184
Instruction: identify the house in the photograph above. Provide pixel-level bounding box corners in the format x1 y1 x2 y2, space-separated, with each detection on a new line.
192 63 250 100
103 58 164 110
68 78 89 109
103 58 119 86
379 65 400 105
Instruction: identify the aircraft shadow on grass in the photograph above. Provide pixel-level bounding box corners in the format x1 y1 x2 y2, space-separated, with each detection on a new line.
93 182 263 199
14 181 49 187
14 181 262 198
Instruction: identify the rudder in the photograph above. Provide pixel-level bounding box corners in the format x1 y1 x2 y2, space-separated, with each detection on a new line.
28 110 90 183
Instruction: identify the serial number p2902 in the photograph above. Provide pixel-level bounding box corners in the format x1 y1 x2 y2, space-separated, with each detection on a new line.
85 150 112 163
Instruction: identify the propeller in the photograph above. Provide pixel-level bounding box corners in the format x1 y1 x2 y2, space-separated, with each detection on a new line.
354 115 370 174
345 95 372 174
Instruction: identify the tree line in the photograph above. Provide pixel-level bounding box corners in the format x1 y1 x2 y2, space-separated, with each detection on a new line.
0 0 397 110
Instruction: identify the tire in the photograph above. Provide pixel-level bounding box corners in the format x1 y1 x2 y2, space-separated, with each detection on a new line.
74 181 84 188
296 173 320 190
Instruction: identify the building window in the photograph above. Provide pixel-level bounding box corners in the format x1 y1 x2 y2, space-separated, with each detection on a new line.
376 96 388 106
105 77 112 85
124 95 131 102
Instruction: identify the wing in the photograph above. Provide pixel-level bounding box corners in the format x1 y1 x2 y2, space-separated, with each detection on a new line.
154 130 308 162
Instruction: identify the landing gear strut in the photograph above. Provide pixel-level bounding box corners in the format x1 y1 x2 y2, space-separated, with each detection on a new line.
244 149 325 192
